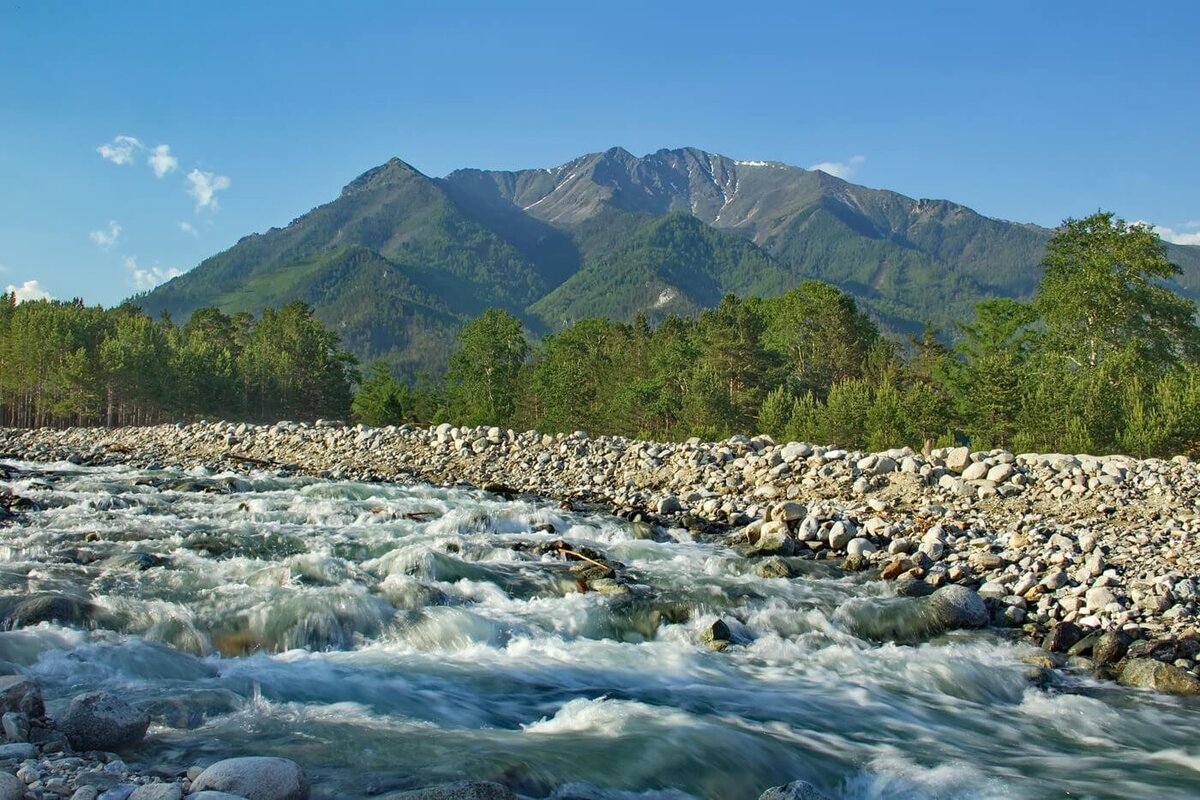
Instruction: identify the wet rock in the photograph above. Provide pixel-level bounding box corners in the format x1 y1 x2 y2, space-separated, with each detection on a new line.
382 782 517 800
100 552 170 571
189 793 250 800
754 556 795 579
893 578 935 598
0 773 26 800
98 788 137 800
70 788 101 800
1043 621 1084 654
758 780 830 800
0 675 43 717
656 495 682 515
59 691 151 752
1093 631 1132 667
926 585 988 630
190 757 309 800
701 619 732 651
137 689 243 729
1117 658 1200 695
0 594 94 630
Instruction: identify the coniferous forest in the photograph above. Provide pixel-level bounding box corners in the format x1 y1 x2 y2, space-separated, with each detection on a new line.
7 212 1200 458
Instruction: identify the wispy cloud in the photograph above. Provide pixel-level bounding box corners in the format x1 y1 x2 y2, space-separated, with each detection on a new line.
96 135 143 165
1183 220 1200 230
147 144 178 178
186 169 231 211
1133 220 1200 247
4 279 54 303
178 220 199 237
124 256 183 290
808 154 866 180
89 220 122 250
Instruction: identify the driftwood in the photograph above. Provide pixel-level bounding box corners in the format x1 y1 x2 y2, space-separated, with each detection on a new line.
224 453 277 467
551 545 610 572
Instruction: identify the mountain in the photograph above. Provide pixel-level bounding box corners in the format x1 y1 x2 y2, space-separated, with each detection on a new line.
138 147 1200 376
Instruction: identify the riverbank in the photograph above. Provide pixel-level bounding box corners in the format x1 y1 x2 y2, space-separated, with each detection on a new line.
2 420 1199 690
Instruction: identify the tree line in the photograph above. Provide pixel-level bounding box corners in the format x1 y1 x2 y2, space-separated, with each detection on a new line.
0 300 357 427
354 211 1200 458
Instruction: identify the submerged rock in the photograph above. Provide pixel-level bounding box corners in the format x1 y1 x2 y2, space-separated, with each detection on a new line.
382 782 517 800
758 780 830 800
0 594 94 630
701 619 732 651
59 691 150 752
190 757 309 800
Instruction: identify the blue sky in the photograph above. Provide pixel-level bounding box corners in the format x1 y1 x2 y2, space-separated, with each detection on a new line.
2 1 1198 305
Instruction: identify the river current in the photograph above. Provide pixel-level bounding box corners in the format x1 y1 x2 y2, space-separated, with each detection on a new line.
0 460 1198 799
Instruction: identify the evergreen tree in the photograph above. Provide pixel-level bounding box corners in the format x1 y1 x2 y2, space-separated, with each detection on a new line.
445 308 528 426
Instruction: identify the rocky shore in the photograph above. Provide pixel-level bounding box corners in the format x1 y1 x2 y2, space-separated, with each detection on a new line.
2 421 1200 798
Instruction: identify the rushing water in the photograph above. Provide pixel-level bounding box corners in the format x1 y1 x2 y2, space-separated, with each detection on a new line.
1 461 1198 799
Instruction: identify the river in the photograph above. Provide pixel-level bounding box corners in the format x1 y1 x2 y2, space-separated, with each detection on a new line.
1 461 1198 799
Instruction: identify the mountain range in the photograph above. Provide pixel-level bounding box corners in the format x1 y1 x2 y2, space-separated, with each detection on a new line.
137 146 1200 377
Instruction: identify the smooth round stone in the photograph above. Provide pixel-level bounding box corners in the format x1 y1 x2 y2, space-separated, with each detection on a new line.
190 757 309 800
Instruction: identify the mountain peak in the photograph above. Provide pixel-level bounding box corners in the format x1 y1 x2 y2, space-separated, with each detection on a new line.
341 157 426 197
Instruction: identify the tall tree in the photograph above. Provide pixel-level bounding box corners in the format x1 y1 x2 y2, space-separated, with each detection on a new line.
445 308 528 426
1036 212 1200 372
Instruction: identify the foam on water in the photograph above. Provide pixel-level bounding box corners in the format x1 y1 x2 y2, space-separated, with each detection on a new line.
2 459 1199 799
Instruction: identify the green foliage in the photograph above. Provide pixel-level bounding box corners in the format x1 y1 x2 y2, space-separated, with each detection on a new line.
445 309 528 426
0 295 356 426
352 362 412 426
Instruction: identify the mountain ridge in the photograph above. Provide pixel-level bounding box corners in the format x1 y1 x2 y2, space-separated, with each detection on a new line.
137 146 1200 376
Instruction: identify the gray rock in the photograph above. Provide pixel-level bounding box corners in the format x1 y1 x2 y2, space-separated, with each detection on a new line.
846 537 876 557
1 711 28 742
926 585 989 630
69 786 101 800
190 757 309 800
944 447 971 473
59 691 150 752
656 495 682 515
0 742 35 759
189 794 249 800
961 461 989 481
382 782 517 800
98 788 137 800
828 521 855 550
128 784 183 800
758 780 830 800
0 772 24 800
0 675 43 717
1118 658 1200 695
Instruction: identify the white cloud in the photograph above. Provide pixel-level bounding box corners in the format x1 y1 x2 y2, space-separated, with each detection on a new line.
186 169 231 211
89 220 122 250
808 154 866 180
1183 220 1200 230
147 144 178 178
97 135 143 165
1132 220 1200 247
178 220 199 237
4 279 54 303
124 256 183 291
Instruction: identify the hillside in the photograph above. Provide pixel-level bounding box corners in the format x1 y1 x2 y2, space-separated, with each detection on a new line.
138 147 1200 375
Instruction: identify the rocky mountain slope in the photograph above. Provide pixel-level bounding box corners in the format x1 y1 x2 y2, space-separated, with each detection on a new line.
138 147 1200 375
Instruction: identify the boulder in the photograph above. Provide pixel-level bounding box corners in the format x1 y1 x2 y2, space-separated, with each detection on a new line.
190 758 309 800
1117 658 1200 695
0 675 43 717
1092 630 1132 667
925 585 989 630
758 780 830 800
58 691 150 752
961 461 989 481
189 794 250 800
1043 621 1084 653
754 556 795 579
944 447 971 473
656 495 682 515
128 785 183 800
382 783 517 800
0 773 26 800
